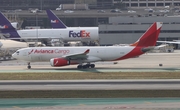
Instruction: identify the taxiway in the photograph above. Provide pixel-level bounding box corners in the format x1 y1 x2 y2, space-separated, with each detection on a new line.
0 51 180 72
0 79 180 90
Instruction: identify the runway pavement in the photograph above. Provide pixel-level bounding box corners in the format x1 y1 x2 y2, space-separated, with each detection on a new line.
0 51 180 72
1 51 180 110
0 79 180 90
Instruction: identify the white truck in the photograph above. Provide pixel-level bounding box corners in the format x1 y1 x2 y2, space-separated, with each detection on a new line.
56 4 88 10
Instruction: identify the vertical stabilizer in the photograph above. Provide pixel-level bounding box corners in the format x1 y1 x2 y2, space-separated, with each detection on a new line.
46 10 67 29
0 12 20 39
130 22 163 47
0 12 15 30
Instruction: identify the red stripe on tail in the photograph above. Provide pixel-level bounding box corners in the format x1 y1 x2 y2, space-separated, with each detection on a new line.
130 22 162 47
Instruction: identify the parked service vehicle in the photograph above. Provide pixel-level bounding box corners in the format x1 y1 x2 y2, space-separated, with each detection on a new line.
111 9 121 13
56 4 88 10
64 10 74 13
97 10 105 13
128 10 136 13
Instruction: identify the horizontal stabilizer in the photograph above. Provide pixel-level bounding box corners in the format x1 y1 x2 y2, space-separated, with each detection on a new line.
157 41 180 44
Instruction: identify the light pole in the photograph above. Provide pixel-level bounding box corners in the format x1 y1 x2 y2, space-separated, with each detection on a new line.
35 13 39 45
36 13 38 27
40 0 43 10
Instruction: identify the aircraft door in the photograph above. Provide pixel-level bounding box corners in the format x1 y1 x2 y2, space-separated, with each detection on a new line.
22 49 31 61
31 54 42 62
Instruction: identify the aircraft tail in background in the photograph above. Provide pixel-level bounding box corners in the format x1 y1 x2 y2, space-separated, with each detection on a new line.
0 12 15 30
130 22 163 47
46 10 67 29
0 12 20 39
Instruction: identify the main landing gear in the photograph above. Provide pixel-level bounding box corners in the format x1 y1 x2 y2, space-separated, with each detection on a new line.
27 62 31 69
77 64 95 69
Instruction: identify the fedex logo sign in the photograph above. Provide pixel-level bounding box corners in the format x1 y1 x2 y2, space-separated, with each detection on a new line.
0 25 8 29
69 30 90 38
51 20 59 23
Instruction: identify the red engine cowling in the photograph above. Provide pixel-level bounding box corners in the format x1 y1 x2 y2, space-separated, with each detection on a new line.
50 58 70 67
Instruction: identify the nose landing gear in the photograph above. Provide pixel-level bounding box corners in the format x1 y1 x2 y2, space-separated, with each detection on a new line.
27 62 31 69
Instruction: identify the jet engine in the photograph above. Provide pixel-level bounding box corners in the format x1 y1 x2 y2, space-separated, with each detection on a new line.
50 58 70 67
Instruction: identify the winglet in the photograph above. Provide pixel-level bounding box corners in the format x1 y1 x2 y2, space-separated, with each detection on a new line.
130 22 163 47
84 49 90 54
46 10 67 28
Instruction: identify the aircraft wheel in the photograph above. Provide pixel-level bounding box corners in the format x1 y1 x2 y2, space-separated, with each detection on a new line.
77 65 82 69
27 65 31 69
86 64 91 68
27 62 31 69
83 65 88 69
90 64 95 68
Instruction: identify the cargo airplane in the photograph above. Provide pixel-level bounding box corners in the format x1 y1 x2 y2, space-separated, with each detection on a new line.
0 12 99 45
46 9 99 46
12 22 163 69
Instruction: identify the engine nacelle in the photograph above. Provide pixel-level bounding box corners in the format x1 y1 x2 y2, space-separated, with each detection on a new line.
50 58 70 67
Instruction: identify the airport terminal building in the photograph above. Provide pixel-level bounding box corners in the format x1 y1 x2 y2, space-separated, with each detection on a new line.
122 0 180 8
1 0 180 48
99 16 180 48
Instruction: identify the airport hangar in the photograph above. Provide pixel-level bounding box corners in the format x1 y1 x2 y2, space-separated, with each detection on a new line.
3 11 180 49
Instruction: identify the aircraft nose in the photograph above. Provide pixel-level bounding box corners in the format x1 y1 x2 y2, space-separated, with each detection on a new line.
12 53 17 59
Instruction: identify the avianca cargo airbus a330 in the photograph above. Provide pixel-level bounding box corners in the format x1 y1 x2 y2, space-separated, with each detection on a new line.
0 12 98 45
12 22 163 69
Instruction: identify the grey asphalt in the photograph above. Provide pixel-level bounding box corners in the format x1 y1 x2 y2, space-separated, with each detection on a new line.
0 79 180 90
0 51 180 72
1 52 180 110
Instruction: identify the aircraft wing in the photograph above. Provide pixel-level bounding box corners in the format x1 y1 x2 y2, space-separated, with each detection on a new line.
62 49 90 60
157 41 180 44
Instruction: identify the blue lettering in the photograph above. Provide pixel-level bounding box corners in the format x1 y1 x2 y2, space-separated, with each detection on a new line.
69 30 90 38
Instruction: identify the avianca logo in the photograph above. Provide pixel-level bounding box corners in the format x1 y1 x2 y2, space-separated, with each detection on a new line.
51 20 59 23
34 49 53 54
69 30 90 38
28 49 34 55
30 49 70 54
0 25 8 29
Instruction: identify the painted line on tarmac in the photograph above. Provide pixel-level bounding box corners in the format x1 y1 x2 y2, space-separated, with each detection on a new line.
1 68 180 73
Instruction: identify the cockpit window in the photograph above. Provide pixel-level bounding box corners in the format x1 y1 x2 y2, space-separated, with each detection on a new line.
16 51 19 54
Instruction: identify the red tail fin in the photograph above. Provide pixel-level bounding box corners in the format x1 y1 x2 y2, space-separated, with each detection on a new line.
130 22 163 47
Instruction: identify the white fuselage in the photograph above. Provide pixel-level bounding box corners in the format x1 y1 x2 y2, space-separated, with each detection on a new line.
16 27 99 42
0 41 2 48
12 46 144 63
